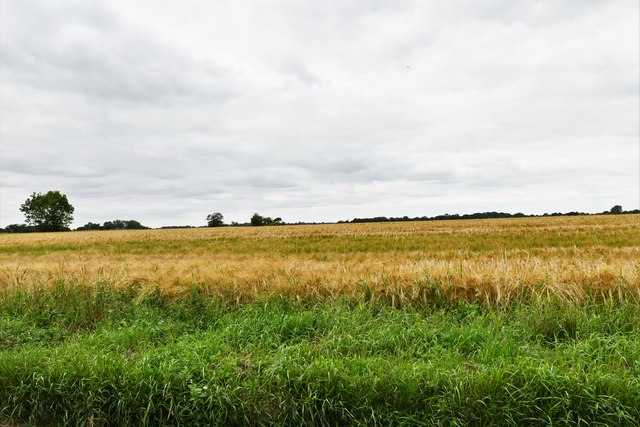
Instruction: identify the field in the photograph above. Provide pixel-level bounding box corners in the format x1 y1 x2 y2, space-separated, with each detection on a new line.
1 215 639 425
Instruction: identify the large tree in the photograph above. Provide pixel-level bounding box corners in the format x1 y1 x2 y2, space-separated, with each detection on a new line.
20 191 74 232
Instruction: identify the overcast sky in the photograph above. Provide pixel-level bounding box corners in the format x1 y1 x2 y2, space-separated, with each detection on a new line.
1 0 638 228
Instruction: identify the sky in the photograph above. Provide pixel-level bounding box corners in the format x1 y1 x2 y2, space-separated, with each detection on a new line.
1 0 638 228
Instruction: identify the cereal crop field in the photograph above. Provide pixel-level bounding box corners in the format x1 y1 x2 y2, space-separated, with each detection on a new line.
1 214 639 425
2 214 639 304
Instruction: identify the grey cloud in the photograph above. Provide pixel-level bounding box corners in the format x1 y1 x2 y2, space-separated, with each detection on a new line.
1 0 637 227
2 158 106 178
0 2 235 106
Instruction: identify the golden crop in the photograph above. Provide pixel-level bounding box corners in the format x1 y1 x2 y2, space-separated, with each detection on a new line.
1 215 638 304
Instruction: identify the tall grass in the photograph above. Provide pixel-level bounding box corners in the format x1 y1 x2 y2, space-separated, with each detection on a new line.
1 283 638 425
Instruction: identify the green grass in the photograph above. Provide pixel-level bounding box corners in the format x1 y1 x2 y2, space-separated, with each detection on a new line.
1 283 639 426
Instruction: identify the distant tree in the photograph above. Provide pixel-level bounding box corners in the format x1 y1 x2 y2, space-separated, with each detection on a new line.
263 217 274 226
610 205 623 214
76 222 102 231
20 191 74 232
103 220 124 230
124 220 147 229
206 212 225 227
250 213 284 226
102 220 148 230
251 213 264 226
1 224 36 233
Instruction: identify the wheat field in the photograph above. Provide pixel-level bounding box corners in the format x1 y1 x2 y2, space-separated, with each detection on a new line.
1 214 638 305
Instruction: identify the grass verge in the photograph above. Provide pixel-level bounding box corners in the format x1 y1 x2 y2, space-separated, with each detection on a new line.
1 283 639 426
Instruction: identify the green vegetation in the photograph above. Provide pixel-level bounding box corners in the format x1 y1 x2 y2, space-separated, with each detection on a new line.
251 213 284 226
19 190 75 232
347 205 639 224
206 212 225 227
76 219 149 231
1 283 638 426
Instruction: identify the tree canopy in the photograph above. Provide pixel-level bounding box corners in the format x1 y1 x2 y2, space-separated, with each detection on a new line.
20 191 74 232
76 220 148 231
250 213 283 226
206 212 225 227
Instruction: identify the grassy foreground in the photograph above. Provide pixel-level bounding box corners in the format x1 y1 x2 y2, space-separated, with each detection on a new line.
1 283 639 426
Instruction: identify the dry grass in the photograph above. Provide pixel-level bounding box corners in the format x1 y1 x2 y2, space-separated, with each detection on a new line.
1 215 638 304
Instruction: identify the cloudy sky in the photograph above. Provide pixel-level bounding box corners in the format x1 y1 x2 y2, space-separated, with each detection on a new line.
1 0 638 227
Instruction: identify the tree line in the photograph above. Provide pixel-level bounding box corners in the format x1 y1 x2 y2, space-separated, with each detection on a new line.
1 190 637 233
343 205 638 224
76 220 149 231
